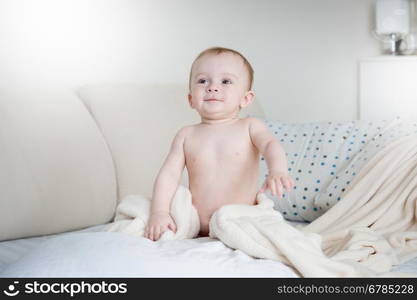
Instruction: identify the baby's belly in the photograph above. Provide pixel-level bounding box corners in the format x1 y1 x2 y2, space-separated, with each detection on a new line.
189 171 259 236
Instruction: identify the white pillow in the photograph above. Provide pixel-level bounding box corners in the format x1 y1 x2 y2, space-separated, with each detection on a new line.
314 118 417 217
259 118 417 222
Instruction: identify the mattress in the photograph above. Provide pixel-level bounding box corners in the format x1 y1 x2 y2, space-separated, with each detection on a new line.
0 224 108 273
0 224 298 277
1 223 416 277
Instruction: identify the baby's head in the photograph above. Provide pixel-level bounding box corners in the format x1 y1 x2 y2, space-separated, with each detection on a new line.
188 47 255 121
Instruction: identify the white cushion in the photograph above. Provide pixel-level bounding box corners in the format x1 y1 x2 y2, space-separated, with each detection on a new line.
0 89 117 241
77 83 265 200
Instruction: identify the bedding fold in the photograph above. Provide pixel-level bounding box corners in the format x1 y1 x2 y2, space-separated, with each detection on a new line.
106 185 200 240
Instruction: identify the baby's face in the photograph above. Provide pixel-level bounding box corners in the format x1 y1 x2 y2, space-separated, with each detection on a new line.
188 52 254 121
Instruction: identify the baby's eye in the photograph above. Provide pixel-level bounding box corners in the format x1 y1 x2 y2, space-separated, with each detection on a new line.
222 79 232 84
197 79 208 84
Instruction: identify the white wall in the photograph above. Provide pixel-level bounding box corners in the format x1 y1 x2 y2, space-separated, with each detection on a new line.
0 0 380 122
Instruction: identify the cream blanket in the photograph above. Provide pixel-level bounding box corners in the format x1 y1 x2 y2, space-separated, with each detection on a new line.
107 135 417 277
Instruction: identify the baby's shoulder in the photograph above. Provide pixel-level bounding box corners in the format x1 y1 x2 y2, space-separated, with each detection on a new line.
243 116 264 124
175 124 195 139
241 116 266 129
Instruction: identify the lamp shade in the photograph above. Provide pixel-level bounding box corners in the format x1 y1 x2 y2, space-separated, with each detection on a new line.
376 0 410 34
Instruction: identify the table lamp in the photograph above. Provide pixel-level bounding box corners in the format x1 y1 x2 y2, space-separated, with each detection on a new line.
374 0 410 55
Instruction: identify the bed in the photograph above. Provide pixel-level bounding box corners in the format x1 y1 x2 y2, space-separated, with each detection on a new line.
1 222 416 278
1 84 416 278
0 226 299 277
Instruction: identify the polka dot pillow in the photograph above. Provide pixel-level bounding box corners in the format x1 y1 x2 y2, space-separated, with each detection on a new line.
258 118 417 222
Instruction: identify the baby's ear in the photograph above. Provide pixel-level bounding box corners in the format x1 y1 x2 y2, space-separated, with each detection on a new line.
240 91 255 108
188 93 194 108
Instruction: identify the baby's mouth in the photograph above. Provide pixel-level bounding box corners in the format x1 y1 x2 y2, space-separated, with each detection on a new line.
204 98 223 102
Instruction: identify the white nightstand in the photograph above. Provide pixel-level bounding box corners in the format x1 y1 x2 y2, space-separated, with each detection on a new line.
358 56 417 121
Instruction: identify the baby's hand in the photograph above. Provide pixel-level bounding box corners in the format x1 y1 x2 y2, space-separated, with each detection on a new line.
260 171 294 199
144 212 177 241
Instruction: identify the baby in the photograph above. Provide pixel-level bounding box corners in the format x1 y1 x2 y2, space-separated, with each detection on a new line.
144 47 293 241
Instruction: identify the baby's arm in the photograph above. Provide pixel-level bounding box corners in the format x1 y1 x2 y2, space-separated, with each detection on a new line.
144 127 187 241
249 118 294 199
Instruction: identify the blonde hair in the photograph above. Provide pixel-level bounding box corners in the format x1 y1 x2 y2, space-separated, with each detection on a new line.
188 47 254 91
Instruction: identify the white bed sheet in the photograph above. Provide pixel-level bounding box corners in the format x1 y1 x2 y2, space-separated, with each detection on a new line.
0 224 108 272
0 226 298 278
1 224 416 277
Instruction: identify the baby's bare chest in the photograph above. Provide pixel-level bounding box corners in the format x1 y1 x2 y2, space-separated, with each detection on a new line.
184 127 258 169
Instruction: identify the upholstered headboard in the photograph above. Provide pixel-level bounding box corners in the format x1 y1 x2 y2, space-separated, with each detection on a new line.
0 89 117 241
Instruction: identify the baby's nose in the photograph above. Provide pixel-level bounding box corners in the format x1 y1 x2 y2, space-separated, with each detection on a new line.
207 87 219 92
